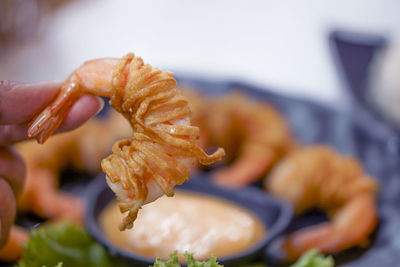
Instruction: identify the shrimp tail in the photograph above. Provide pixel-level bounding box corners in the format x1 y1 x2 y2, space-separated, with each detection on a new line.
27 82 81 144
282 223 333 261
282 194 377 261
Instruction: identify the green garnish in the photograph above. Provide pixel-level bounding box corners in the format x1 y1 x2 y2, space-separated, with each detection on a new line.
152 249 334 267
151 251 223 267
16 223 334 267
290 249 334 267
16 223 122 267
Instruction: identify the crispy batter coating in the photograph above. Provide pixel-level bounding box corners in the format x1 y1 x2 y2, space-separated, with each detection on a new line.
265 146 378 259
184 89 294 186
101 54 225 230
266 146 377 213
26 53 224 231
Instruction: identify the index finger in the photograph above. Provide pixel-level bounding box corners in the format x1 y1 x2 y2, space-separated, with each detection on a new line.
0 80 61 125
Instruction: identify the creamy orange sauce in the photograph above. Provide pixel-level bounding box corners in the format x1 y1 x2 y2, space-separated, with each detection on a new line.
100 191 266 261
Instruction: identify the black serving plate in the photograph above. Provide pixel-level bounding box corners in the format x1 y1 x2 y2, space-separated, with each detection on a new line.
85 174 293 267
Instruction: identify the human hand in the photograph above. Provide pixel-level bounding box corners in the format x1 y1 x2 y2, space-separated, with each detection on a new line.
0 80 104 247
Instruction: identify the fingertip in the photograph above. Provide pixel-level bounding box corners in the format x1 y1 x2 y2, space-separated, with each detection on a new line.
58 95 104 132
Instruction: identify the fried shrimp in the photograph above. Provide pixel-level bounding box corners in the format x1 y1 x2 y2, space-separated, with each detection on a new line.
184 90 294 187
27 54 225 230
265 146 378 260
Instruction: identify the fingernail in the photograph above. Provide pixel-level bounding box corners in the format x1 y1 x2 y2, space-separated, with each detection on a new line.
94 96 105 116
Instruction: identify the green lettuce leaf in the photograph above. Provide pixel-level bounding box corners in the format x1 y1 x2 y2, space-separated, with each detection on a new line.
16 223 123 267
152 249 334 267
290 249 334 267
151 251 223 267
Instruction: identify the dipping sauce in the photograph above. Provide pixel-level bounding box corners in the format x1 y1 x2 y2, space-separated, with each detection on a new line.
100 191 266 261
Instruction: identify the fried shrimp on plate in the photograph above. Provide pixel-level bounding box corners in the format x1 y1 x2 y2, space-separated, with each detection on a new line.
27 54 225 230
184 90 294 187
265 146 378 260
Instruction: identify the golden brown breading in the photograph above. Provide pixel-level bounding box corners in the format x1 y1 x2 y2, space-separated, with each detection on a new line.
265 146 378 260
184 89 295 186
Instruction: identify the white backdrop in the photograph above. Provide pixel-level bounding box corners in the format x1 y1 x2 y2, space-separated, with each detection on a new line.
1 0 399 104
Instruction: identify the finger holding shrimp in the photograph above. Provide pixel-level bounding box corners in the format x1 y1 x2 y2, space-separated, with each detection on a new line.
0 80 104 145
0 80 103 248
0 80 61 124
27 54 225 230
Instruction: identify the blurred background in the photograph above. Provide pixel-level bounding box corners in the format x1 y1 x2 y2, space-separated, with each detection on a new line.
1 0 399 105
2 1 400 266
